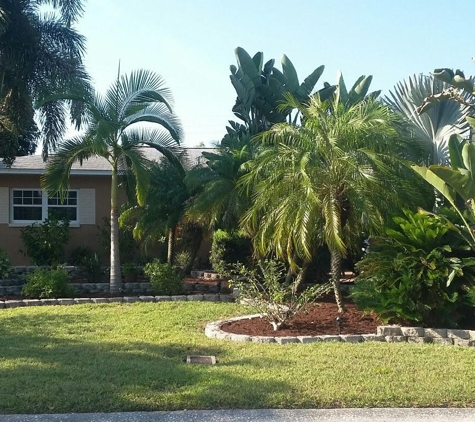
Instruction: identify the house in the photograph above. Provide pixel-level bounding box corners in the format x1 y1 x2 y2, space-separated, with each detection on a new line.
0 148 212 266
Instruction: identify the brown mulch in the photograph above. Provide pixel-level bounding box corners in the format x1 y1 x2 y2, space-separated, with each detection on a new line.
221 302 382 337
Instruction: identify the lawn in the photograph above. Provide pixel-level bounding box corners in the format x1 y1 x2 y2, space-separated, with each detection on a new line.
1 302 475 414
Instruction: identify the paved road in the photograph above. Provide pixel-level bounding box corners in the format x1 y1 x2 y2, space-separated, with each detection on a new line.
1 409 475 422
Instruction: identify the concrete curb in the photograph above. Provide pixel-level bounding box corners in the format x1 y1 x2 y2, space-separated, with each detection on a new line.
0 294 235 309
205 317 475 347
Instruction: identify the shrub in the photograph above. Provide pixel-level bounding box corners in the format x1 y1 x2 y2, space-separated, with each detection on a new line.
144 260 183 295
0 248 13 279
70 246 103 283
22 269 76 299
210 229 252 275
229 259 331 331
20 217 70 266
351 210 475 328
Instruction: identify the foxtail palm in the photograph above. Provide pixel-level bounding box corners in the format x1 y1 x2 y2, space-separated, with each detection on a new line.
241 95 426 312
0 0 89 162
41 69 182 293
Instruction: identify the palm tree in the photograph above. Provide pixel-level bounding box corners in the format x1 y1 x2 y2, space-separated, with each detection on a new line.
240 94 427 312
0 0 89 163
186 122 253 230
41 69 182 294
385 74 471 165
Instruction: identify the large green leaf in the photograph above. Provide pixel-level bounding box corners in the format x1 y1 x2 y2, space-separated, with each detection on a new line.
461 142 475 191
335 71 348 106
295 65 325 101
448 134 464 170
235 47 260 88
281 54 299 93
412 165 458 205
429 165 474 200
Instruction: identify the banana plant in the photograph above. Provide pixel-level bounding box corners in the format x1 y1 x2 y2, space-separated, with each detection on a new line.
229 47 335 133
412 132 475 249
335 71 381 109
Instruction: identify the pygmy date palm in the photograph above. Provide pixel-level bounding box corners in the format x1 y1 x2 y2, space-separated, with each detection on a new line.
41 69 182 293
241 94 426 312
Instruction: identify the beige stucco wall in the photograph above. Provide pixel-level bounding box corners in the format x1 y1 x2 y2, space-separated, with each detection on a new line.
0 173 117 265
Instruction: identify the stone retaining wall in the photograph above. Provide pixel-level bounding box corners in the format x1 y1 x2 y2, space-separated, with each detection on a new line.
205 316 475 347
0 267 231 297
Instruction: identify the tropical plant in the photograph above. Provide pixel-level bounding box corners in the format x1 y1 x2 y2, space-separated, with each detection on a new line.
143 260 183 295
186 128 252 230
386 74 471 165
229 259 331 331
22 268 76 299
412 133 475 251
240 94 431 312
186 48 335 231
0 0 89 163
69 246 103 283
229 47 335 132
417 65 475 116
120 154 201 268
0 247 13 279
20 217 70 266
41 69 182 294
209 229 252 276
333 71 381 109
352 210 475 327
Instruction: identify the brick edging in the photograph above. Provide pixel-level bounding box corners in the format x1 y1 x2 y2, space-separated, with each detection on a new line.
205 317 475 347
0 294 235 309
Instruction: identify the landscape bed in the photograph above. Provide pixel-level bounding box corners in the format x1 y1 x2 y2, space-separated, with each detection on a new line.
1 302 475 414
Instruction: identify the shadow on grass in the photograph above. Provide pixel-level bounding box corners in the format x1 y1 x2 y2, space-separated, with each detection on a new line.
0 312 289 414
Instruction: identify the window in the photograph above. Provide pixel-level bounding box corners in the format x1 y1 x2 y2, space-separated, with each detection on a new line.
11 189 78 224
12 190 43 221
48 191 78 221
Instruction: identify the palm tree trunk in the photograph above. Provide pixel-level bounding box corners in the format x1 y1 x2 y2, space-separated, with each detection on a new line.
167 226 176 265
183 225 203 275
109 165 121 295
330 248 345 313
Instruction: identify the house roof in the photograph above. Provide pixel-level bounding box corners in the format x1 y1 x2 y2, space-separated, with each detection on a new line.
0 147 214 175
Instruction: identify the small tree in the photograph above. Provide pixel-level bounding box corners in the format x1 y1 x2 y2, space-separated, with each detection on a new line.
229 260 331 331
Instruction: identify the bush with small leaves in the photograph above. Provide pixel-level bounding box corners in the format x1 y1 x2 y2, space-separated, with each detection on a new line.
144 260 183 295
229 259 331 331
22 269 76 299
20 217 70 266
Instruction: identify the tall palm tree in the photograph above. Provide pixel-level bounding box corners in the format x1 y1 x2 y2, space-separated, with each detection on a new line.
385 74 471 165
41 69 182 294
240 94 428 312
0 0 89 163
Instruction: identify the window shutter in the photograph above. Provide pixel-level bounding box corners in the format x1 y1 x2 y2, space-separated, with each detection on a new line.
78 189 95 224
0 187 8 224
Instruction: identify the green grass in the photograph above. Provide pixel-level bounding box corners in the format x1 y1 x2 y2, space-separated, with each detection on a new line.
1 302 475 414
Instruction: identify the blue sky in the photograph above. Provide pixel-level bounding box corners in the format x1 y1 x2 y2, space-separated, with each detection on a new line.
75 0 475 146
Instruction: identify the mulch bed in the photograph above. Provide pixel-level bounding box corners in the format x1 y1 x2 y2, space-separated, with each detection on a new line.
221 302 382 337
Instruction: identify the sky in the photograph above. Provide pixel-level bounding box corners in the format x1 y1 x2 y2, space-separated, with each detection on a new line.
72 0 475 147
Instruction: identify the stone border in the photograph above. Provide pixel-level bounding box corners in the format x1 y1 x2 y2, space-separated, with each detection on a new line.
205 317 475 347
0 294 235 309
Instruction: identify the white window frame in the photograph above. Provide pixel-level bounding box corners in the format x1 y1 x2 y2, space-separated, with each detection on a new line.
10 189 79 225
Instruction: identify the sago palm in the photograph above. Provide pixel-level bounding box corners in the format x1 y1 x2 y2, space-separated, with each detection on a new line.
240 94 427 312
41 69 182 293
